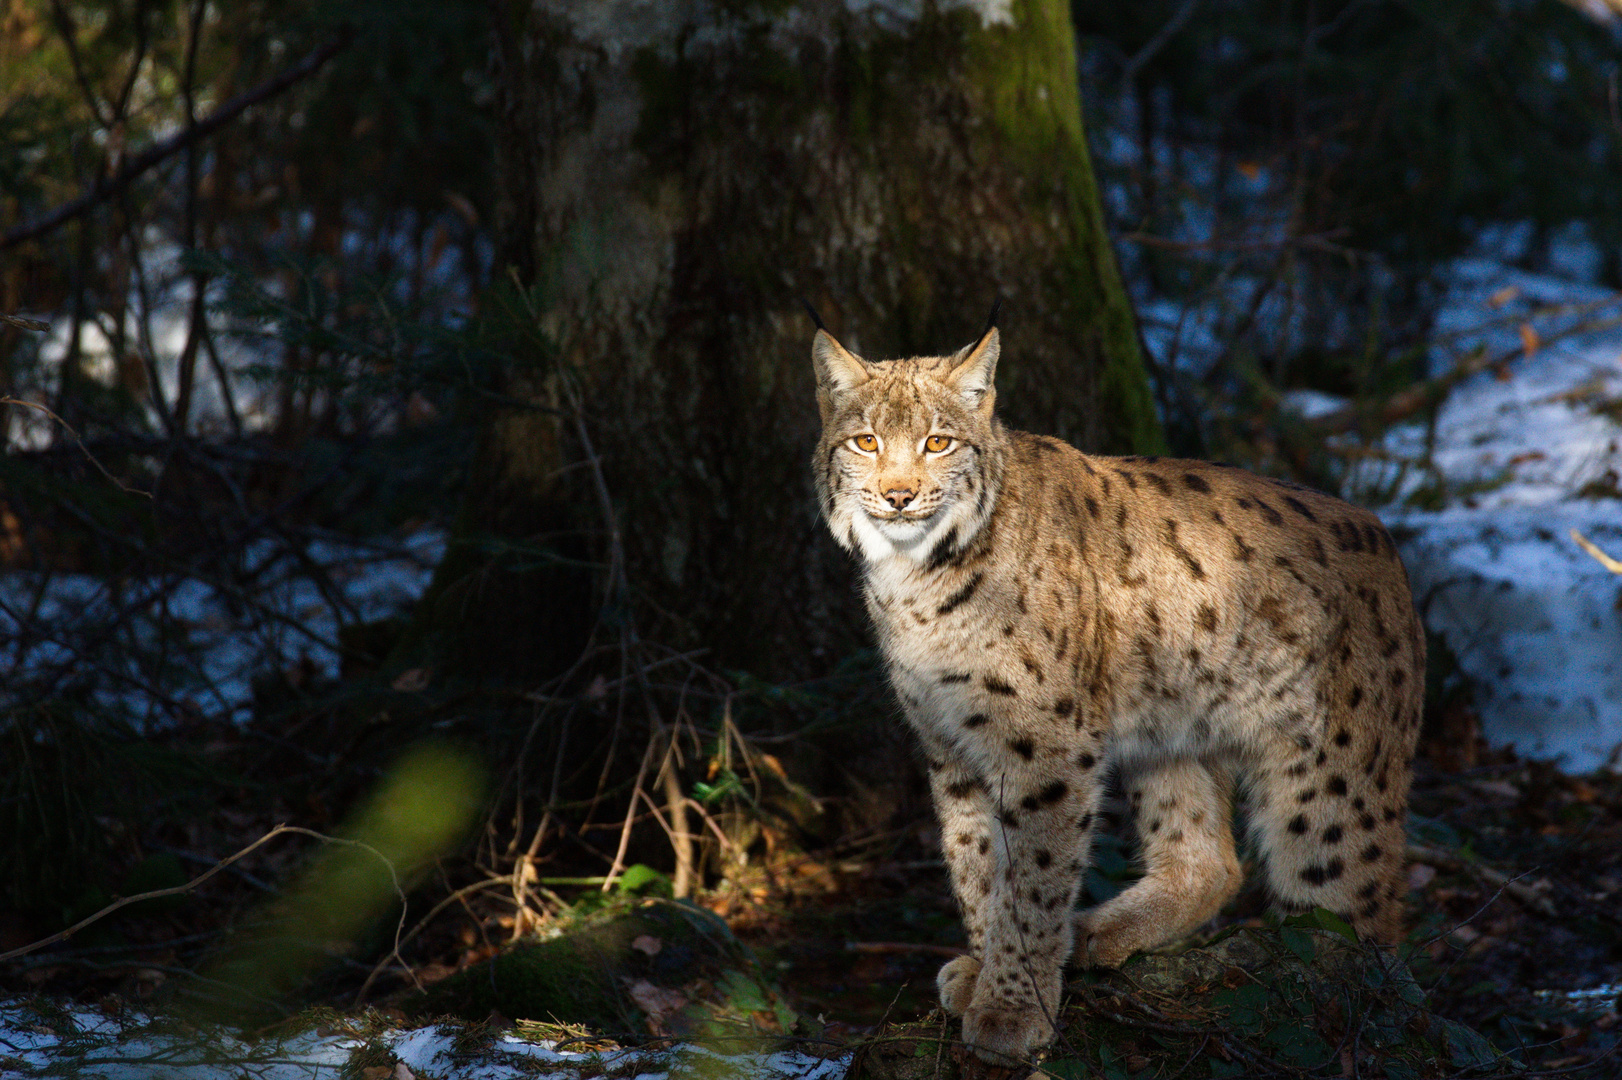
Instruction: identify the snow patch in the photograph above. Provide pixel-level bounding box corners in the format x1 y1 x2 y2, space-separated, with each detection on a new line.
0 1001 854 1080
1350 258 1622 773
0 530 444 726
1389 506 1622 773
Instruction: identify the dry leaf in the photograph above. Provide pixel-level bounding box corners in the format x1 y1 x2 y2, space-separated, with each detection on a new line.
631 934 663 956
1519 322 1540 358
1487 284 1521 309
1448 925 1481 945
627 979 688 1032
391 668 430 692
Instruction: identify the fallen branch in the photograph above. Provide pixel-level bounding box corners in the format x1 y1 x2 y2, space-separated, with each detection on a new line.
1306 302 1622 437
0 824 406 967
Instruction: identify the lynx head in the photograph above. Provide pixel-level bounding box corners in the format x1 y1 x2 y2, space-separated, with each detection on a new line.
811 326 1009 567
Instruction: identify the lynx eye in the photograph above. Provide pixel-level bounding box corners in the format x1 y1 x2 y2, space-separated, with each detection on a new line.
851 434 879 453
925 434 954 453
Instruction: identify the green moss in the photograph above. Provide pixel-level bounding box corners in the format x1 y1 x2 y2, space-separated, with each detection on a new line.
615 0 1163 445
849 925 1517 1080
965 0 1165 456
411 898 760 1034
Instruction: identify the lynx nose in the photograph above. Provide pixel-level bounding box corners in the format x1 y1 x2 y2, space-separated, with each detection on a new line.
883 487 917 510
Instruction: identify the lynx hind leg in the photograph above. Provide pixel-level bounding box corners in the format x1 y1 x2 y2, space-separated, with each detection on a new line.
1074 758 1243 969
1248 719 1415 943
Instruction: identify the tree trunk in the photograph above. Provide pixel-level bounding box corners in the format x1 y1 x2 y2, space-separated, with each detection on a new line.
463 0 1163 682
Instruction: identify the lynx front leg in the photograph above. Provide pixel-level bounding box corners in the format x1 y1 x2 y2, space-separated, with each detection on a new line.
924 751 997 955
961 755 1103 1064
921 740 998 1018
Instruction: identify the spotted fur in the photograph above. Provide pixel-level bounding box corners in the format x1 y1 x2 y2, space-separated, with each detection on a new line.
811 326 1424 1064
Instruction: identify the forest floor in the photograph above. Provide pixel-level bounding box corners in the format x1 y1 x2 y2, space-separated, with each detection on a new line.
1 713 1618 1078
712 749 1622 1074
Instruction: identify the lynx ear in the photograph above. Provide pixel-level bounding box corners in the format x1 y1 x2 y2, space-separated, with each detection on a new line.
944 326 999 409
812 329 870 394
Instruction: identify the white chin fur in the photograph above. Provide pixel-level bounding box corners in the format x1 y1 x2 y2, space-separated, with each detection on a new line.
848 503 967 566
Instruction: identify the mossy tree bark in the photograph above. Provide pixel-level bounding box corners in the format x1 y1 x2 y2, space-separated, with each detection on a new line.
460 0 1163 682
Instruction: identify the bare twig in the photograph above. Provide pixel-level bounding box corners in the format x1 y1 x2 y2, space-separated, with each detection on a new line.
1406 842 1556 916
658 727 695 899
1120 0 1203 84
1307 304 1622 437
844 941 969 958
0 313 50 332
0 30 357 252
352 873 518 1005
0 824 297 962
0 396 150 497
601 739 658 893
47 0 110 128
1570 528 1622 574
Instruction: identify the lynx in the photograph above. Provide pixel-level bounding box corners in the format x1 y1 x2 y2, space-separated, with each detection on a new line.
810 321 1423 1063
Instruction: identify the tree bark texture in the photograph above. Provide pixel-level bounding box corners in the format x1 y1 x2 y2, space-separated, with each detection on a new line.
481 0 1164 679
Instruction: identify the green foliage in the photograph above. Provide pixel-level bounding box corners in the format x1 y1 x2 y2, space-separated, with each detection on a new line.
616 863 674 898
1281 906 1359 943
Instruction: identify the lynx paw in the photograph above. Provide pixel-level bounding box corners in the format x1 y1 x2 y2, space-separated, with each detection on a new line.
936 955 981 1017
962 1002 1055 1065
1072 910 1138 969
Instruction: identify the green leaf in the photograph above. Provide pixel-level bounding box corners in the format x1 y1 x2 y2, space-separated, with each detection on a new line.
1264 1021 1333 1068
1282 907 1358 942
1278 925 1317 964
1436 1017 1501 1069
717 969 771 1013
1040 1058 1090 1079
1211 984 1271 1035
616 864 672 896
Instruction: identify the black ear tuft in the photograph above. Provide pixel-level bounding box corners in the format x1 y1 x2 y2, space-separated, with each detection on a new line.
801 298 830 333
982 297 1003 338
